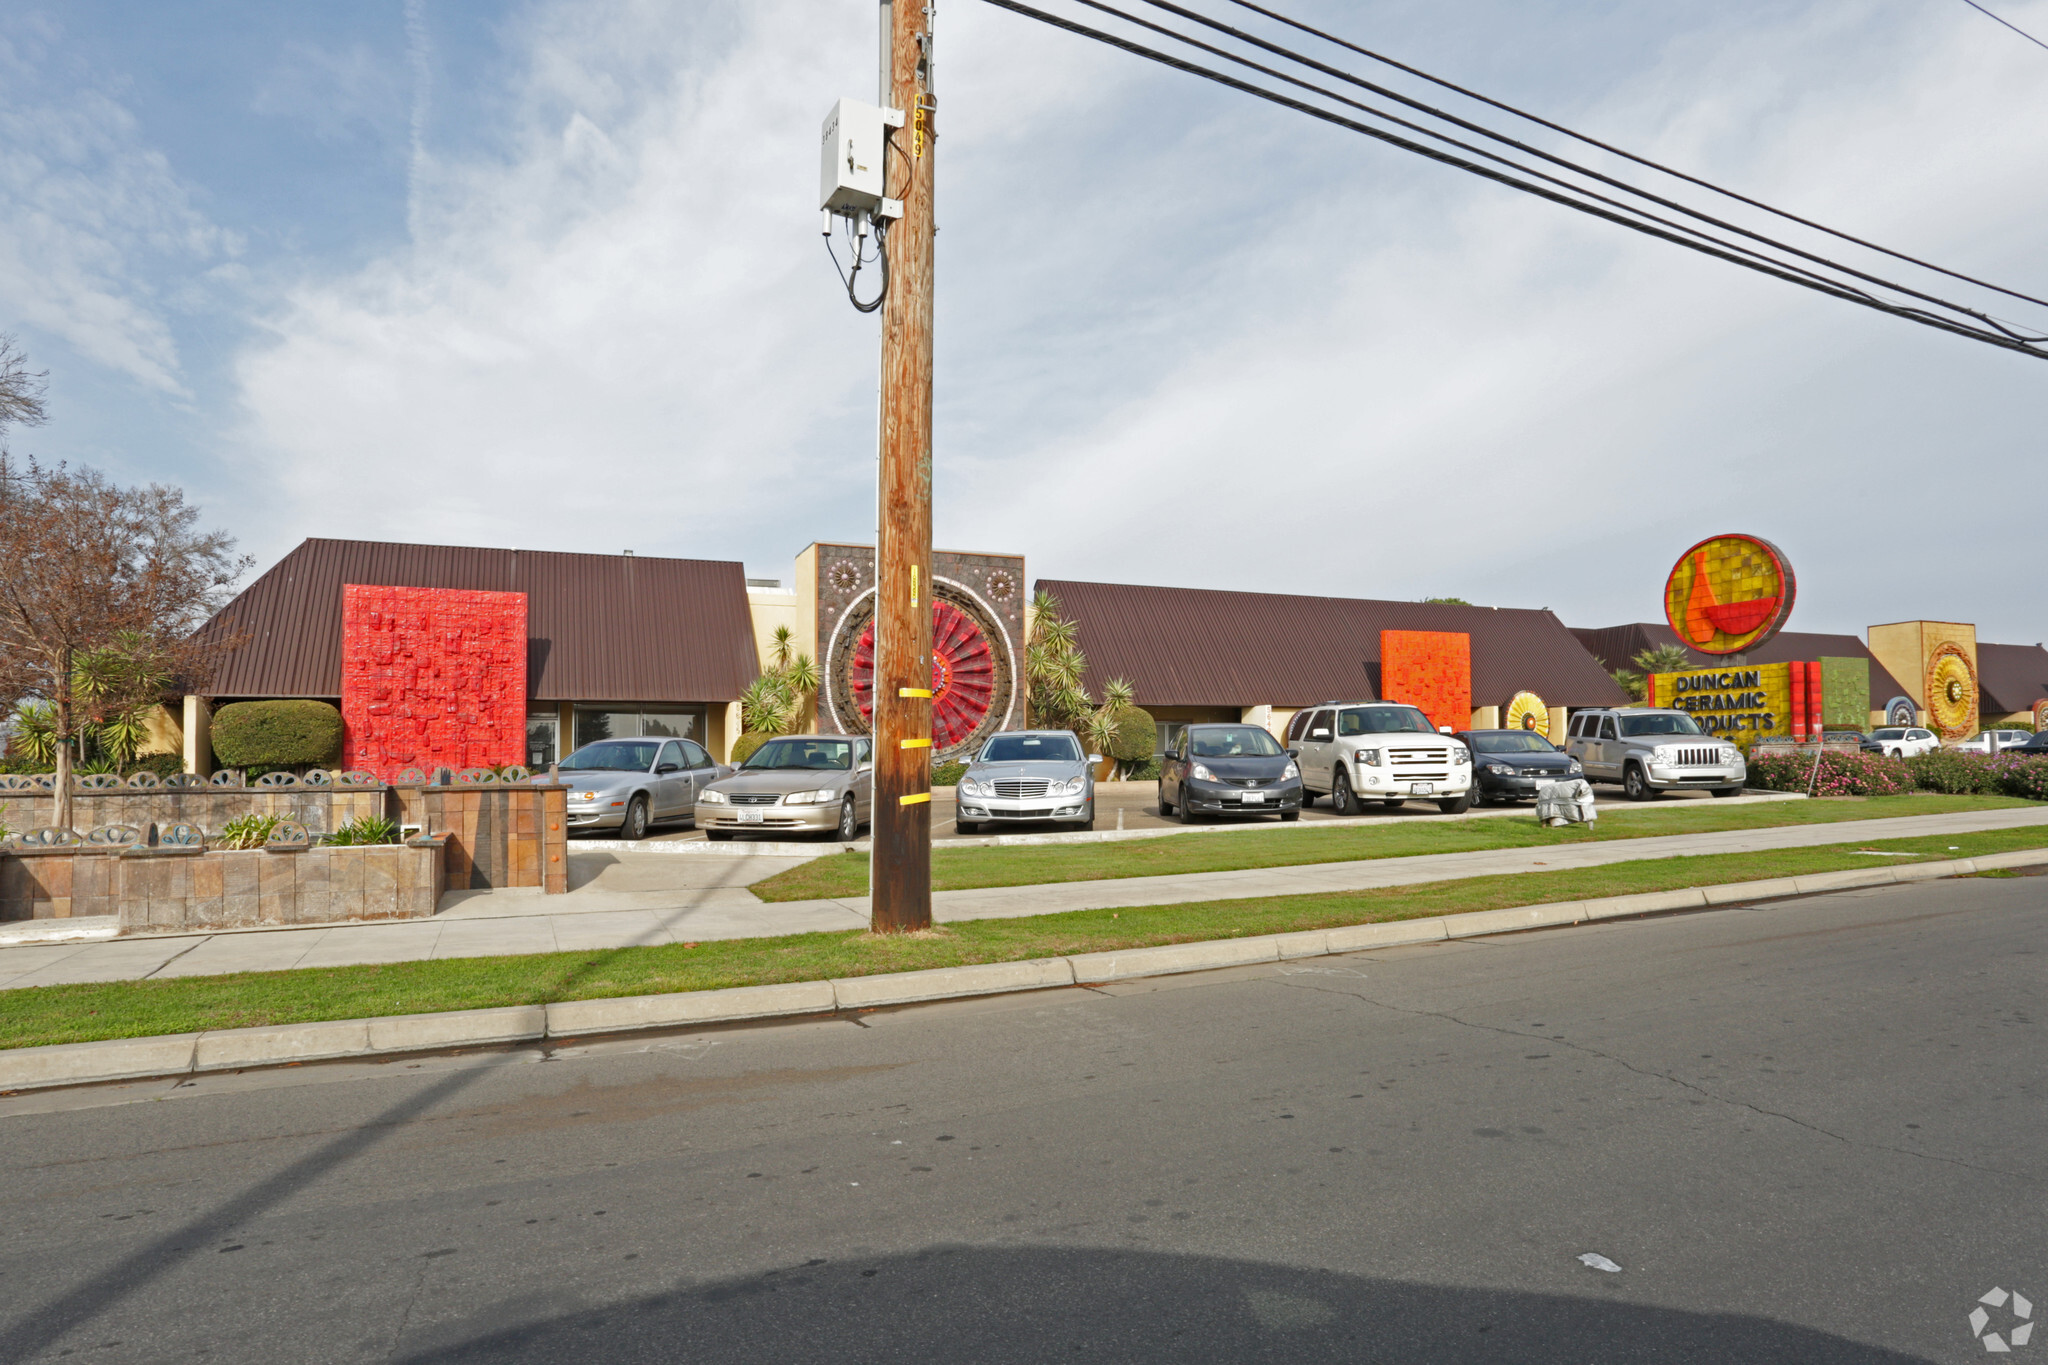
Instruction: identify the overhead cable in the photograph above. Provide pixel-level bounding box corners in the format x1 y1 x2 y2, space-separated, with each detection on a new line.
972 0 2047 359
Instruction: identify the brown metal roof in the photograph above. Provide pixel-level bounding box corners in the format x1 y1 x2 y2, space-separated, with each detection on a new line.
1976 642 2048 715
1569 622 1912 701
197 538 759 703
1035 580 1628 709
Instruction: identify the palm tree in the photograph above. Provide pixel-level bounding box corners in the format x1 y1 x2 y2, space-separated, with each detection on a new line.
1632 644 1696 676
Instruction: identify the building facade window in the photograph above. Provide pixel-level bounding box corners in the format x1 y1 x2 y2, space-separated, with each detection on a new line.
526 713 559 768
572 706 707 751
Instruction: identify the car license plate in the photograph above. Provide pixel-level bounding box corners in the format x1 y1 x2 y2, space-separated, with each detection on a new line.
738 808 763 824
1241 791 1266 804
1409 782 1435 795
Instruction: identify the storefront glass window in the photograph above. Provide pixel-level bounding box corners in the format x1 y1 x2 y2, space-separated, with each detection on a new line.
572 707 706 751
526 713 559 768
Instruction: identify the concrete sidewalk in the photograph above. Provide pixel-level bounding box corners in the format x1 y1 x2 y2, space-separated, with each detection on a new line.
5 804 2045 990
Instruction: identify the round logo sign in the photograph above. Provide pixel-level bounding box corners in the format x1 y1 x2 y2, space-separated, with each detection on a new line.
1503 691 1549 736
1663 534 1797 656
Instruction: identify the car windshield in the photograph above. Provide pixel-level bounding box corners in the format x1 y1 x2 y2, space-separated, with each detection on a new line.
1472 733 1558 754
1618 714 1704 738
1872 729 1905 739
559 741 658 771
742 738 852 771
979 734 1082 763
1190 727 1284 758
1339 707 1433 736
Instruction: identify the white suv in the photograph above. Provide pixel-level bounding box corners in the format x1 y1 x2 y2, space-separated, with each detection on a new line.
1866 727 1939 758
1289 702 1474 814
1564 708 1745 800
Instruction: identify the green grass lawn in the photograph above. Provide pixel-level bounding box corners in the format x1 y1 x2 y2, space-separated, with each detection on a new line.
4 825 2043 1054
750 794 2037 901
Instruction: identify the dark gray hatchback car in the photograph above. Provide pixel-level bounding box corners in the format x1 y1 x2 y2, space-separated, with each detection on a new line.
1158 722 1303 823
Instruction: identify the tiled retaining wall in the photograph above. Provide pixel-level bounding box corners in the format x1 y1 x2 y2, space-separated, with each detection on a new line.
0 788 390 837
0 842 443 929
394 784 569 894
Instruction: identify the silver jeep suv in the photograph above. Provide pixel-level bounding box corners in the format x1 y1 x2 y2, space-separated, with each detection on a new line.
1563 708 1746 800
1289 701 1474 814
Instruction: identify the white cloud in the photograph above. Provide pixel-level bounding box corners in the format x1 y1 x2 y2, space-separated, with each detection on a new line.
224 0 2048 639
0 27 232 394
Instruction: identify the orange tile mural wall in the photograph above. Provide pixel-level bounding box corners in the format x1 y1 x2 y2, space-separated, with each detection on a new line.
341 585 528 778
1380 630 1471 732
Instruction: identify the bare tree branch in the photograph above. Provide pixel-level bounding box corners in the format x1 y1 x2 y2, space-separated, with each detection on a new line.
0 335 49 455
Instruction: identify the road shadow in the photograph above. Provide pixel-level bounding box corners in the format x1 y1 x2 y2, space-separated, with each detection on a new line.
399 1245 1932 1364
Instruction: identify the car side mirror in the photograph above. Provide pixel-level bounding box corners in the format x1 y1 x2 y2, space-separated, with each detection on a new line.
1310 729 1330 740
1285 747 1300 758
1087 753 1103 764
657 763 679 773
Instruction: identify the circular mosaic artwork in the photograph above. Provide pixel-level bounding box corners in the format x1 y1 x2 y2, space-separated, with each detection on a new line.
1925 643 1977 739
1503 691 1549 736
827 583 1016 758
1663 533 1797 656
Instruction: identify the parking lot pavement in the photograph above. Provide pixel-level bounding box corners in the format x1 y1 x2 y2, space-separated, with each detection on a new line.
597 779 1744 848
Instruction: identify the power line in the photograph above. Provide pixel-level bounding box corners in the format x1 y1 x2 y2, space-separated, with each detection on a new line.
1958 0 2048 55
1227 0 2048 312
972 0 2048 359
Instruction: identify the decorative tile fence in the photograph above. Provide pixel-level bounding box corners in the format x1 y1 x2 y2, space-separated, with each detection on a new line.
0 788 389 838
0 838 445 930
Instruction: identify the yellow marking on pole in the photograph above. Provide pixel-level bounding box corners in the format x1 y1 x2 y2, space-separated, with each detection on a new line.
899 737 931 749
898 687 932 698
898 792 931 806
911 565 919 608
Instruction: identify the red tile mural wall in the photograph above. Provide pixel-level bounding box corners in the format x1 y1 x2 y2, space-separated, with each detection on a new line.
1380 630 1472 732
341 585 528 778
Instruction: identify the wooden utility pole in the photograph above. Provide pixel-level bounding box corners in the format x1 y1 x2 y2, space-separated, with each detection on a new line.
871 0 935 932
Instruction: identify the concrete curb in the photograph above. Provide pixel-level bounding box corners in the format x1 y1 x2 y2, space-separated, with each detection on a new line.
2 845 2038 1093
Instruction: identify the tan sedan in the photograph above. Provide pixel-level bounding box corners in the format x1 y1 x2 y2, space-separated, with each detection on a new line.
696 735 873 841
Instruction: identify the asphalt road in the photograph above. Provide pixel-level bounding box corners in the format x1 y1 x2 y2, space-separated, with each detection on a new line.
2 874 2041 1363
612 776 1720 845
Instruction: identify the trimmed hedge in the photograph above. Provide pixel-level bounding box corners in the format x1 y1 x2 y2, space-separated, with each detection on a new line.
1106 706 1157 763
210 700 344 767
1904 749 2004 795
729 731 772 765
1747 749 1915 797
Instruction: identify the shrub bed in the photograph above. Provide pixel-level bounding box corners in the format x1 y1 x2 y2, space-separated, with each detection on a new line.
1995 755 2048 801
211 700 343 768
1905 749 2004 795
1747 749 1915 797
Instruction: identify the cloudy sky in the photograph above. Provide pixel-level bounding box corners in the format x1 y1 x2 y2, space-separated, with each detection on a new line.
3 0 2045 642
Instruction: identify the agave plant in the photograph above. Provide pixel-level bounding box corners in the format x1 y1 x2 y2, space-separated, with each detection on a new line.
1631 644 1696 677
740 676 796 735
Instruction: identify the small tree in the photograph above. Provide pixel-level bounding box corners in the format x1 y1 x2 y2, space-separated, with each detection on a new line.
0 456 249 829
739 625 820 740
1026 590 1092 730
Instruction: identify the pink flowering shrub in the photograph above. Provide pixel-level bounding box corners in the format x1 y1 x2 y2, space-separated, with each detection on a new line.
1905 749 2005 794
1995 755 2048 801
1747 749 1915 797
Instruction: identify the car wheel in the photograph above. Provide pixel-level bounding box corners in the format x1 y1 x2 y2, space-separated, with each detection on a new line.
620 796 649 840
1158 782 1174 817
1178 785 1200 823
706 829 733 841
1332 768 1360 816
1076 805 1096 832
833 795 858 841
1438 791 1474 814
1300 789 1317 809
1382 799 1404 808
1712 786 1743 798
1280 810 1300 822
957 820 979 835
1468 786 1488 807
1623 763 1653 801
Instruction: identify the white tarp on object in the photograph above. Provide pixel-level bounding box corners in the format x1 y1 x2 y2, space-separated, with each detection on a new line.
1536 778 1597 827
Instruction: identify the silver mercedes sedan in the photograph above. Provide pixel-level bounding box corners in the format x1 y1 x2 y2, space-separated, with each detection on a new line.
696 734 873 841
954 730 1099 833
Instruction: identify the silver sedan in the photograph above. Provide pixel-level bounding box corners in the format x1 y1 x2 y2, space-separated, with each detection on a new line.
697 734 874 841
954 730 1098 834
560 737 730 839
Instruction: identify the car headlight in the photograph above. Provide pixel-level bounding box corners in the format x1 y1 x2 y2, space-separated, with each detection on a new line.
784 789 836 805
1566 759 1583 774
1484 763 1513 776
1355 748 1380 767
1453 749 1470 766
1048 777 1085 796
1281 761 1298 781
959 777 988 797
698 788 728 804
1190 763 1216 782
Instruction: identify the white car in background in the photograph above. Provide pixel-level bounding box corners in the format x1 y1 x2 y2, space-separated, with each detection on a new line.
1954 729 2032 755
1865 727 1940 758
